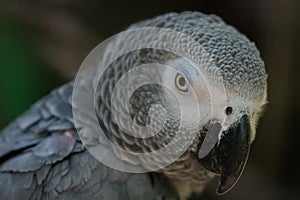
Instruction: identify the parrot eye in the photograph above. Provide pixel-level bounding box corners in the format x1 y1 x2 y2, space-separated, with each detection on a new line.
175 73 188 92
225 107 233 115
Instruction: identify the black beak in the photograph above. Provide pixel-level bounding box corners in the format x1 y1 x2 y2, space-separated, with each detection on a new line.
198 115 251 195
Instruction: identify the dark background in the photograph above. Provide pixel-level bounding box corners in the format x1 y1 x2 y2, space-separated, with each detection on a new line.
0 0 299 199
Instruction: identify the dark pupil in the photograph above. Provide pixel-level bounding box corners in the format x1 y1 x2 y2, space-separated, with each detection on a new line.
178 76 186 86
225 107 233 115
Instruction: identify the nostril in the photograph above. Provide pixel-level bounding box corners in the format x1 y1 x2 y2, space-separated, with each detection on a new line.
225 107 233 115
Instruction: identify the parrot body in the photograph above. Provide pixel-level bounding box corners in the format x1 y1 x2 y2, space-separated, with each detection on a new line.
0 12 267 200
0 83 178 199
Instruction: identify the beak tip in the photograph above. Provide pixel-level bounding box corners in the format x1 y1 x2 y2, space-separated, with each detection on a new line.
216 186 225 195
216 188 226 196
216 187 230 196
216 175 237 195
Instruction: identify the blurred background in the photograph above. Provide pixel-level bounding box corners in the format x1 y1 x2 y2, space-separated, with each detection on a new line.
0 0 299 199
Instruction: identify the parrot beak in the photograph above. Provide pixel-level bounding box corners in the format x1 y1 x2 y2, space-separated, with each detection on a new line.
198 115 251 195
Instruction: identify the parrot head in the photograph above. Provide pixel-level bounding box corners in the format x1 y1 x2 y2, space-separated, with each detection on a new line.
87 11 268 196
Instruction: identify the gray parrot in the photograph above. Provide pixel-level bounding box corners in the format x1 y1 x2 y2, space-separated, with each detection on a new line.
0 12 267 200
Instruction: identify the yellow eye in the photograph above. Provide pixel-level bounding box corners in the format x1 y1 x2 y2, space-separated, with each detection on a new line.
175 73 188 92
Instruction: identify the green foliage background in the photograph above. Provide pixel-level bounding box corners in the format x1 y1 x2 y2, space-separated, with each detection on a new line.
0 18 60 128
